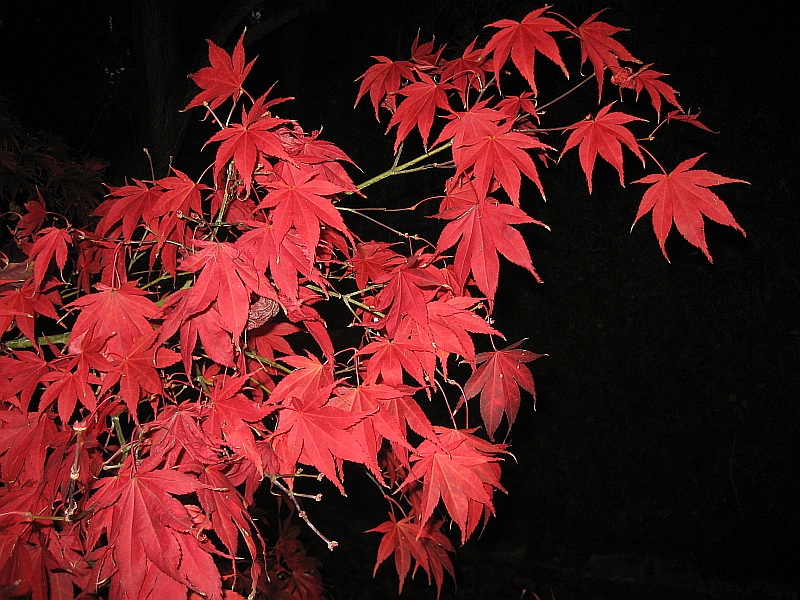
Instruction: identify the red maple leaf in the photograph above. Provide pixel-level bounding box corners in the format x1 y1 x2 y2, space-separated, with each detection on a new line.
454 119 551 205
257 162 351 260
401 426 506 543
0 351 51 411
87 457 222 600
179 240 270 340
462 340 544 440
199 372 273 475
612 64 682 117
355 56 416 119
332 383 416 461
0 409 58 486
368 514 455 598
484 7 569 93
666 109 715 133
632 154 747 261
270 384 372 493
143 169 208 275
357 325 435 389
386 72 454 151
66 280 160 356
409 33 445 70
560 103 645 193
196 463 263 591
185 30 255 111
102 332 180 424
434 99 508 151
439 39 493 105
39 354 104 424
426 296 499 366
347 241 405 290
573 10 640 98
26 226 72 290
93 178 162 241
435 181 546 301
282 125 360 193
0 280 61 352
159 288 237 371
267 352 334 406
206 93 291 195
372 250 446 336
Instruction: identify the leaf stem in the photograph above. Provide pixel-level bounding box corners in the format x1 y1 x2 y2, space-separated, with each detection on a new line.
537 73 596 112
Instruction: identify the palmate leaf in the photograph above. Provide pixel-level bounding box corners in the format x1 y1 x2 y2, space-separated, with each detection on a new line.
102 332 180 424
401 426 506 544
357 328 434 389
355 56 416 119
270 384 372 494
179 240 270 340
206 93 291 195
560 103 645 193
462 340 544 440
87 457 222 600
185 30 254 111
572 9 640 98
26 227 72 291
386 72 454 151
0 409 57 485
439 39 493 104
435 180 546 302
368 514 455 598
256 162 352 262
66 280 160 356
633 154 747 261
93 178 162 241
484 6 569 93
371 249 446 336
453 119 551 205
0 280 60 353
612 64 682 117
0 351 51 411
426 296 500 366
199 372 273 476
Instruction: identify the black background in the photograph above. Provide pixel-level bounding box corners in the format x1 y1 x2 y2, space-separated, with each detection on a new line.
1 1 797 598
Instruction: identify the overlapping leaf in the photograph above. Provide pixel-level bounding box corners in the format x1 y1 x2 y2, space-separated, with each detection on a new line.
355 56 416 119
453 119 550 205
573 10 639 97
87 459 222 600
401 426 505 543
386 72 454 151
435 182 546 301
368 515 455 598
270 384 372 493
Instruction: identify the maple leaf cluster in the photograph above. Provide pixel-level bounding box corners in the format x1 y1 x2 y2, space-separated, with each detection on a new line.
0 6 745 600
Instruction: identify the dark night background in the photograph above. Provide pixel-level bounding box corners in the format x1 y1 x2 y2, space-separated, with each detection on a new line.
1 1 797 599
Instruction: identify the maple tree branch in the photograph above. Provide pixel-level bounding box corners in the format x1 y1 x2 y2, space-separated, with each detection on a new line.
270 477 338 551
637 144 668 175
353 140 454 193
303 282 385 320
3 332 71 351
244 350 293 375
338 206 435 246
